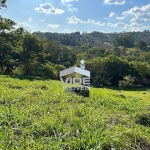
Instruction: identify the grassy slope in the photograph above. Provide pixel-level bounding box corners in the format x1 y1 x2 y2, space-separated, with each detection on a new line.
1 75 150 150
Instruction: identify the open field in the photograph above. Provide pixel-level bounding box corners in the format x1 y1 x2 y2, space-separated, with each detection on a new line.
1 75 150 149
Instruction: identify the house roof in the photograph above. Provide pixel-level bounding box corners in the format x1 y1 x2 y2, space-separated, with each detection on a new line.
60 66 90 77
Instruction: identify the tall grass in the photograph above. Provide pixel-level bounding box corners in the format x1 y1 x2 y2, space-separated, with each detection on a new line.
0 75 150 149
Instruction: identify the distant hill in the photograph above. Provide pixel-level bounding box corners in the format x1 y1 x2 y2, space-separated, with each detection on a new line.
33 30 150 47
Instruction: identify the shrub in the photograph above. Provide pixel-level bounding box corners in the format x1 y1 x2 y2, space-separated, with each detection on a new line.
119 75 135 88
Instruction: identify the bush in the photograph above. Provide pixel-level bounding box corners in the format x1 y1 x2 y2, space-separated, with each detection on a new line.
86 55 139 87
39 63 57 79
119 75 135 88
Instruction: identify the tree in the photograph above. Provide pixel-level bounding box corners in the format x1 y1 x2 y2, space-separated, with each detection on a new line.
115 34 135 48
131 61 150 78
44 40 61 64
0 16 16 32
21 33 44 75
0 16 17 73
0 36 15 73
38 62 57 79
0 0 7 9
86 55 139 86
101 55 137 86
136 40 147 50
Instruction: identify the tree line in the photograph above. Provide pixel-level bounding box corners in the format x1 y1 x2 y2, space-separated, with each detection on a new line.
0 0 150 88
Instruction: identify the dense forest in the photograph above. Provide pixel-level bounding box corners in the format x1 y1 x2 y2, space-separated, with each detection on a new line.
1 0 150 88
34 30 150 47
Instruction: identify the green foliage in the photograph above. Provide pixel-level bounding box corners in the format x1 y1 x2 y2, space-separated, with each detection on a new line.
0 15 16 31
131 61 150 78
136 40 147 51
0 12 150 88
21 33 44 75
115 34 135 48
34 30 150 48
119 75 136 88
0 34 15 73
87 47 108 57
54 64 66 79
39 63 57 79
44 41 76 67
86 55 138 86
0 0 7 9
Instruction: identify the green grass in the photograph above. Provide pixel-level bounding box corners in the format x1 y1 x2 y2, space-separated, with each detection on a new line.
1 75 150 150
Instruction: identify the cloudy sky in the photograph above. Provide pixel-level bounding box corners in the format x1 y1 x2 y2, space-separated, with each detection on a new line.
2 0 150 33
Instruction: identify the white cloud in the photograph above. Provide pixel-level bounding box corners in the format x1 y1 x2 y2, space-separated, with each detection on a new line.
15 22 32 30
61 0 78 3
123 5 150 16
67 15 86 23
28 17 32 22
67 15 106 26
125 22 140 28
47 24 59 28
107 4 150 31
87 19 106 26
116 16 125 20
130 17 149 24
122 4 150 23
109 12 116 17
63 28 77 33
35 3 64 14
69 7 78 11
107 22 126 27
105 4 150 32
39 19 44 22
124 23 150 31
68 4 78 11
104 0 125 5
66 4 78 11
41 30 53 33
68 4 72 7
107 20 150 32
104 17 108 19
109 12 125 20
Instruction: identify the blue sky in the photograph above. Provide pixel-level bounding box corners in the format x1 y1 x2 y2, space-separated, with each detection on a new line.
1 0 150 33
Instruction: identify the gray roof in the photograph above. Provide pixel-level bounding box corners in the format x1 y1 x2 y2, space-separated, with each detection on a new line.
60 66 90 77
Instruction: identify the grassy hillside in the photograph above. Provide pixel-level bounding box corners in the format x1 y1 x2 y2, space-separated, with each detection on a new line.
1 75 150 149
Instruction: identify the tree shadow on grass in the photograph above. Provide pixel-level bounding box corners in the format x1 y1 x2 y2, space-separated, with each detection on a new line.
2 74 47 81
107 86 150 92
